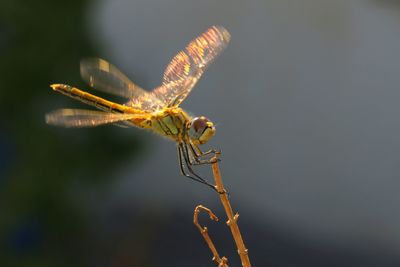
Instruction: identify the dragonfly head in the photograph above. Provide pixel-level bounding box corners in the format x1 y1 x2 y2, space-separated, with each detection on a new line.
188 116 215 145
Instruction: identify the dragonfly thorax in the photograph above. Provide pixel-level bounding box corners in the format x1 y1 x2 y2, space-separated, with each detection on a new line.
187 116 216 145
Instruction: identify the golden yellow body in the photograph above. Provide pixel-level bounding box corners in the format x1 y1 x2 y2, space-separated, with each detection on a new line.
50 84 193 143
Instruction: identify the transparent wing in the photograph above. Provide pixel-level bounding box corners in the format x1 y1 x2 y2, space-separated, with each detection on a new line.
81 58 163 111
151 26 231 107
45 109 138 128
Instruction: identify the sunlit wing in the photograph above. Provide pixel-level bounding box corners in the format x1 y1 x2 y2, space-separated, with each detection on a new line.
45 109 138 128
80 58 163 111
151 25 231 107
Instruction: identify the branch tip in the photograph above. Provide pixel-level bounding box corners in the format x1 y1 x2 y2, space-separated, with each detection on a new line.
193 205 228 266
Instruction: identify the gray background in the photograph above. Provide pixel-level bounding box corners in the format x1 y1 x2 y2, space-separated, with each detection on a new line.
3 0 400 266
85 0 400 255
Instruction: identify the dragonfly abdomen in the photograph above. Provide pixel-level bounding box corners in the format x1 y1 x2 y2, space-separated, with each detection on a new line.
50 84 142 114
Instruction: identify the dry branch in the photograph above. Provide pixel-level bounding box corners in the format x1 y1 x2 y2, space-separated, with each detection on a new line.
211 152 251 267
194 152 252 267
193 205 229 267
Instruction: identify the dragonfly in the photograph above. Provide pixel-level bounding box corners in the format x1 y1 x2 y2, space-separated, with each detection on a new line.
46 25 231 190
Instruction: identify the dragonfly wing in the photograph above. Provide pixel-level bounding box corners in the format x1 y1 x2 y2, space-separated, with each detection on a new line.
81 58 163 111
152 26 231 107
45 109 138 128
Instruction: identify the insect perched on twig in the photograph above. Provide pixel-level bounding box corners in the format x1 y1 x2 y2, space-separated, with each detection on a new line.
46 26 231 190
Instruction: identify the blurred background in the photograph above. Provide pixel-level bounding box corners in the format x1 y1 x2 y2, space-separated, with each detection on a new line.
2 0 400 266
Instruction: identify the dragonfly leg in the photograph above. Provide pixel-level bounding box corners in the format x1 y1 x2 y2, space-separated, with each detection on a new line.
186 143 210 165
188 143 221 165
178 145 201 182
178 144 216 191
184 144 230 197
197 146 221 157
184 143 212 166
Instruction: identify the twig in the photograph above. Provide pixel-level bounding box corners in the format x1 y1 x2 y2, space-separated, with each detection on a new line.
193 205 229 267
211 152 252 267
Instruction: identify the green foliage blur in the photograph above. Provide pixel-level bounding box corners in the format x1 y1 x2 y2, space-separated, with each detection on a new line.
0 1 145 266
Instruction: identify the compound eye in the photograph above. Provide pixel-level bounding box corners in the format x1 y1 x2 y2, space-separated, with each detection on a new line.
188 116 215 144
192 117 209 133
